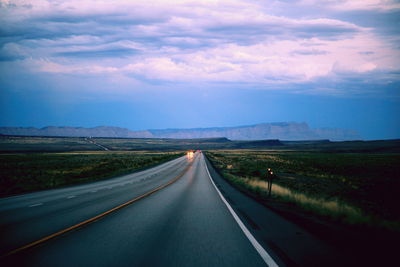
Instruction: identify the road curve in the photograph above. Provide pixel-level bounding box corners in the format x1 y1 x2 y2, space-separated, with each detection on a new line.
1 152 274 266
0 155 189 256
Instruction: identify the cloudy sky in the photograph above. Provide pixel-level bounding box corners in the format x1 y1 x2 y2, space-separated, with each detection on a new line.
0 0 399 139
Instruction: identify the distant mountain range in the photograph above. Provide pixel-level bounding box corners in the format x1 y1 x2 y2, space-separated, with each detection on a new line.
0 122 361 141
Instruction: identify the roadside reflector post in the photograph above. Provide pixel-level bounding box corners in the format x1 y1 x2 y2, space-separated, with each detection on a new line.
266 168 274 197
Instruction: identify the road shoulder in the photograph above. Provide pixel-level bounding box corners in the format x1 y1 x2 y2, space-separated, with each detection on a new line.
204 155 348 267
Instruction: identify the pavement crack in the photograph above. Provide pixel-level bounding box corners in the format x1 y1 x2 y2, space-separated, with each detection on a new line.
28 203 43 207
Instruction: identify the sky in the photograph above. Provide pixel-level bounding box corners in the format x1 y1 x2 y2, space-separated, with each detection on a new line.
0 0 399 140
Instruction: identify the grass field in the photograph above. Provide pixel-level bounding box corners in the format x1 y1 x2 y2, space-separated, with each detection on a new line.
0 136 102 152
0 135 283 151
2 135 399 152
0 151 182 197
206 150 400 230
1 135 399 230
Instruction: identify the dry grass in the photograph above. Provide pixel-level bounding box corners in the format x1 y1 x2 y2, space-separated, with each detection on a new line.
225 174 400 230
207 150 400 221
54 151 177 155
247 178 365 223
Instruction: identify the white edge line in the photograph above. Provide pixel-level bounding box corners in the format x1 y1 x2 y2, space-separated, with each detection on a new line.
203 155 279 267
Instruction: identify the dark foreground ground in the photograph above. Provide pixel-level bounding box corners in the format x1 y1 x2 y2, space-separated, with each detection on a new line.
205 148 400 266
206 150 400 228
205 156 399 266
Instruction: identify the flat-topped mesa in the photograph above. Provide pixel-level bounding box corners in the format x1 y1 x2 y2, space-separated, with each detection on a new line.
0 122 361 141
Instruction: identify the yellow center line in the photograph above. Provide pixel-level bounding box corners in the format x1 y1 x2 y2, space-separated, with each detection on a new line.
2 157 195 259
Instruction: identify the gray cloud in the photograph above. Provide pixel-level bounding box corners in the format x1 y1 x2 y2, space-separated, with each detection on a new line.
0 54 25 61
0 1 364 51
34 12 167 26
292 24 360 39
0 0 398 97
54 48 140 58
291 49 329 55
206 19 361 43
359 51 374 55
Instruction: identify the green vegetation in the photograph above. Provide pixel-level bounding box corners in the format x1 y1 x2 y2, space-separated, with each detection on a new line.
89 137 282 150
0 136 101 152
0 151 182 197
206 150 400 230
2 135 399 152
0 135 284 152
2 134 399 230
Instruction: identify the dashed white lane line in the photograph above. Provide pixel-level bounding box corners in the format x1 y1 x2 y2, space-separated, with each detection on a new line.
66 195 76 199
204 156 279 267
28 203 43 208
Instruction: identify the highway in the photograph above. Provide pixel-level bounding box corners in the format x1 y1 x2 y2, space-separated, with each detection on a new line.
0 152 277 266
2 151 367 266
0 152 396 267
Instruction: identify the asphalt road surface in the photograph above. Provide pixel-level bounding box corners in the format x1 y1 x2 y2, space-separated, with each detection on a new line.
1 152 278 266
3 150 373 267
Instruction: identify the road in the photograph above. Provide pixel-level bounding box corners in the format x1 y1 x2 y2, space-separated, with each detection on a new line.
84 137 109 150
1 150 395 267
0 152 277 266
